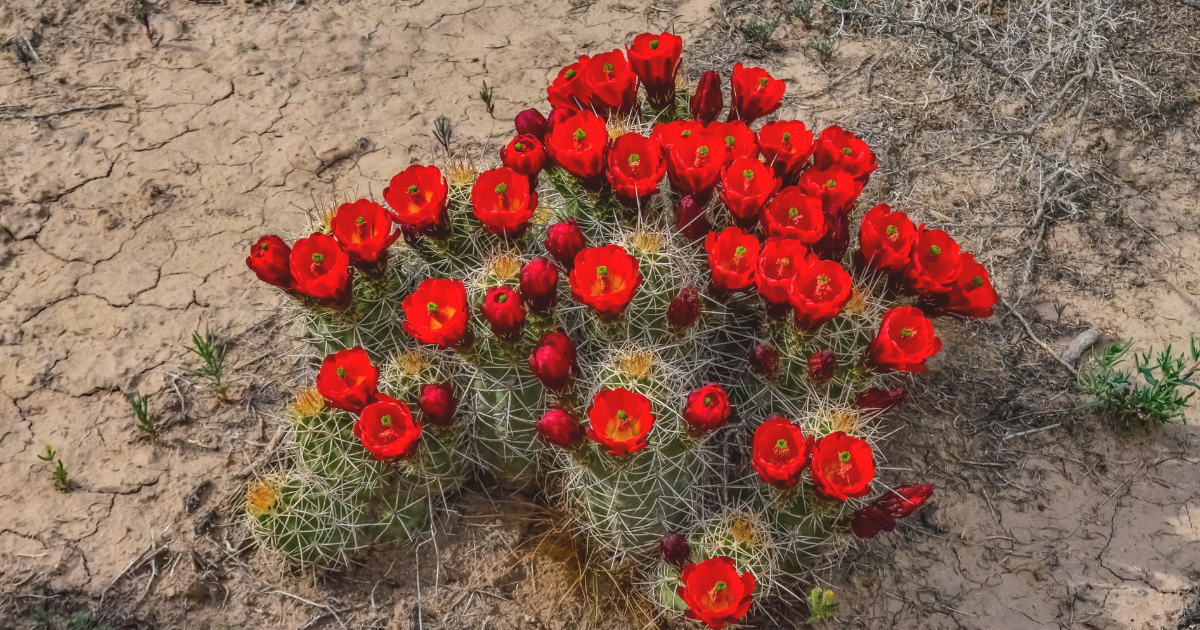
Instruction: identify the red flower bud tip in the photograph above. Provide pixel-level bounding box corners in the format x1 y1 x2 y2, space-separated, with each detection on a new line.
289 233 353 308
586 387 655 457
727 63 785 123
667 286 703 332
514 108 550 139
529 329 578 392
535 408 586 451
547 55 592 111
316 347 379 413
807 349 837 384
918 253 998 318
519 257 559 315
660 532 692 569
853 386 907 413
752 416 812 489
719 157 778 228
875 483 935 518
568 245 642 320
545 218 587 271
677 557 756 630
756 237 807 311
675 195 712 242
849 504 896 539
247 235 293 291
607 132 667 208
760 187 826 244
865 306 942 373
789 254 852 331
419 381 457 427
813 125 878 184
546 110 608 191
797 168 864 261
689 70 724 124
666 132 728 205
900 226 963 295
705 121 759 165
383 164 449 233
402 278 471 348
705 227 760 296
481 286 527 341
583 49 639 118
758 120 815 183
856 204 917 274
354 393 422 461
810 431 876 502
628 32 683 109
749 343 780 379
471 167 538 237
501 134 548 186
651 119 706 155
546 106 574 135
683 383 732 435
330 199 400 273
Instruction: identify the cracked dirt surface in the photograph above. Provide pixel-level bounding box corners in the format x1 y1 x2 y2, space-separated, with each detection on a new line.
2 0 1199 628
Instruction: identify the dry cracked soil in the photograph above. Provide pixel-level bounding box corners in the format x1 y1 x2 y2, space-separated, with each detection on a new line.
1 0 1199 629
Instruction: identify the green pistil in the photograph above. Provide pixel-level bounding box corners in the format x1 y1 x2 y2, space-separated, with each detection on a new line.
496 293 508 303
714 581 728 591
407 184 418 193
427 302 439 314
778 257 790 266
826 179 837 189
703 396 713 406
336 367 346 377
650 40 660 49
970 275 983 288
735 246 747 257
886 224 898 236
380 414 392 427
681 130 692 138
565 69 577 79
312 253 324 263
782 132 791 142
356 216 365 224
574 128 587 141
725 135 735 147
929 244 942 256
742 169 754 179
617 410 628 420
841 146 853 155
495 183 507 195
788 207 798 218
816 274 829 285
838 451 851 462
514 141 524 151
774 438 788 452
604 63 614 73
758 77 768 88
596 265 609 277
697 146 710 157
900 327 914 339
260 242 270 251
628 153 641 164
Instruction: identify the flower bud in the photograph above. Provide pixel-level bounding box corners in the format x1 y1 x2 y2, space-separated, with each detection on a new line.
806 349 837 385
535 408 585 451
481 286 527 341
853 387 907 413
667 286 702 332
675 195 711 242
874 484 934 518
545 218 587 271
515 108 550 140
419 381 457 427
519 257 559 314
660 532 692 569
547 106 573 136
689 70 723 125
749 343 780 378
529 329 577 391
682 383 731 435
849 504 896 539
246 235 293 290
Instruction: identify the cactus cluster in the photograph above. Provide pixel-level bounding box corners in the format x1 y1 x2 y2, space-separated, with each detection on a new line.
242 33 998 627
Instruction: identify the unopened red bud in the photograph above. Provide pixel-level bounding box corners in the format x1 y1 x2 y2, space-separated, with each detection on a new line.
749 343 781 378
529 329 578 391
547 107 573 135
667 286 702 331
873 484 934 518
660 531 692 569
515 108 550 139
806 349 837 384
676 195 711 242
545 218 587 271
419 381 457 427
536 408 585 451
481 286 527 341
689 71 723 125
853 387 907 413
519 257 559 314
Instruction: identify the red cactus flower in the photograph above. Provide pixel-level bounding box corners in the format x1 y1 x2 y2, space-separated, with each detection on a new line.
546 110 608 190
529 329 578 391
758 120 815 182
676 195 712 242
665 132 728 204
668 286 703 331
481 286 527 341
853 386 907 412
797 168 864 260
682 383 732 436
545 219 588 271
849 505 895 539
719 157 779 228
330 199 400 270
547 55 592 111
705 226 760 295
290 233 353 308
677 557 756 630
583 50 639 117
383 165 449 232
568 245 643 319
471 167 538 237
355 394 421 461
706 121 759 164
919 253 998 318
690 70 724 124
749 343 780 378
760 187 826 244
900 226 963 295
607 132 667 207
751 416 812 489
788 255 852 331
865 306 942 373
536 408 586 451
756 237 807 309
727 63 785 123
651 119 705 154
587 387 655 457
810 431 875 501
246 235 293 290
808 349 838 384
520 257 559 314
876 484 935 518
660 532 692 569
856 204 917 274
628 32 683 109
501 134 548 184
813 125 878 183
419 381 457 427
515 108 550 139
316 346 378 413
402 278 471 348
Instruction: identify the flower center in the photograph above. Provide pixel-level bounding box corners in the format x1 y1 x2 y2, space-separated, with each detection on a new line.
788 207 798 219
514 141 524 152
838 450 851 462
970 275 983 288
573 128 586 143
841 146 853 155
496 293 508 303
774 438 789 455
336 367 346 377
826 179 837 189
757 77 768 90
885 224 898 239
929 244 942 256
603 62 614 78
742 169 754 180
650 39 659 49
596 265 608 278
703 395 712 407
680 130 692 138
427 301 439 314
693 146 710 168
725 135 735 147
356 216 365 225
777 257 790 267
714 581 728 592
782 132 791 143
494 183 507 195
380 414 392 427
407 184 419 194
627 153 641 171
733 246 747 265
565 69 576 79
900 327 914 339
312 253 324 264
260 242 270 251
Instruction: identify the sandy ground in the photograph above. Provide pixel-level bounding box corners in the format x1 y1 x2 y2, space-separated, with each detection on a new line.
1 0 1199 628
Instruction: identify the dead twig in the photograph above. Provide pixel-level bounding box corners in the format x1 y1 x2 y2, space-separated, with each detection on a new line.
1001 296 1078 375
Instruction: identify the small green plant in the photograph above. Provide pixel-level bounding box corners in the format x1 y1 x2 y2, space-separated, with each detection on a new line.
39 445 70 492
1054 299 1067 322
126 391 160 440
807 588 838 623
479 80 496 118
807 34 835 62
741 18 781 46
791 0 815 25
826 0 853 10
132 0 156 44
29 605 52 629
10 38 33 74
433 115 453 155
1076 338 1199 428
186 328 229 402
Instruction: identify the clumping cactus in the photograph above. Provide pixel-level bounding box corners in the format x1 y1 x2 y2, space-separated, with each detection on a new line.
242 33 998 626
